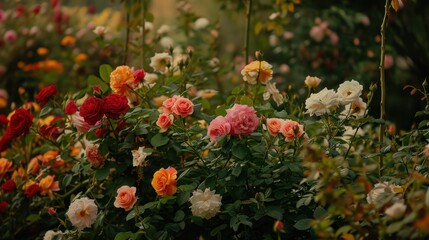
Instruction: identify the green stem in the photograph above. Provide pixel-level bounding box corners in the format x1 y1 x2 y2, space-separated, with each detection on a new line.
141 0 146 68
123 9 130 65
244 0 252 95
378 0 391 177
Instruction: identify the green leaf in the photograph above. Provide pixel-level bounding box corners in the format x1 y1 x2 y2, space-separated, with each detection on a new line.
176 191 191 206
239 95 253 106
61 174 73 188
214 105 227 116
210 224 227 236
150 133 169 147
232 165 242 177
313 206 328 219
232 144 250 160
99 64 113 82
173 210 185 222
26 214 41 223
294 218 312 231
39 106 53 118
88 75 109 93
114 231 133 240
265 206 284 220
95 167 109 180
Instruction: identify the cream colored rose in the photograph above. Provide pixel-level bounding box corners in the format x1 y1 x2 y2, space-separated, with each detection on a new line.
385 202 406 219
197 89 218 99
66 197 98 230
304 76 321 88
263 82 283 106
305 88 338 116
149 53 173 74
132 146 151 167
337 80 363 105
189 188 222 220
366 182 403 208
341 98 367 119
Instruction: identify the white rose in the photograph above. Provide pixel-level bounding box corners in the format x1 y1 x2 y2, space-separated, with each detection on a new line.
305 88 339 116
157 24 171 35
337 80 363 105
263 82 284 106
366 182 402 208
189 188 222 220
194 17 209 30
385 202 406 219
341 98 367 119
149 53 173 74
66 197 98 230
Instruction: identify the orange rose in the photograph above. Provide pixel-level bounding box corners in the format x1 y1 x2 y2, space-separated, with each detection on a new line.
27 156 41 175
39 175 60 199
0 158 13 176
110 66 139 96
12 167 26 181
42 150 59 165
151 167 177 196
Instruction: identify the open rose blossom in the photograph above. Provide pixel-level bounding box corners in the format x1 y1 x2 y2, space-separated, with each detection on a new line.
279 120 304 141
35 84 57 107
225 104 259 136
241 60 273 85
156 113 174 133
85 144 105 167
65 100 78 115
162 95 179 114
66 197 98 230
110 66 139 96
189 188 222 220
337 80 363 105
266 118 284 136
151 167 177 196
207 116 231 142
0 158 13 176
103 94 130 119
79 96 104 125
5 108 33 139
1 179 16 193
305 88 338 116
114 185 137 211
25 183 40 198
171 97 194 117
39 175 60 199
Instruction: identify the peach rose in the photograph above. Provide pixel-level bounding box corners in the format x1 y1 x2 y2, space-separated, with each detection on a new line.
162 95 179 114
110 66 139 96
151 167 177 196
280 120 304 141
171 97 194 118
304 76 321 88
114 185 137 211
240 60 273 84
39 175 60 199
0 158 13 176
156 113 174 133
266 118 284 136
27 156 41 175
207 116 231 142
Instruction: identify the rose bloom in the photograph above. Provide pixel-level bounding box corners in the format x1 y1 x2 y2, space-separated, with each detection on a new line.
197 89 218 99
25 183 40 198
385 202 406 219
241 60 273 85
225 104 259 136
79 96 104 125
132 146 150 167
1 179 16 193
367 182 403 208
273 220 285 233
193 17 210 30
207 116 231 142
150 53 173 74
39 175 60 199
110 66 139 96
0 201 9 213
304 76 321 88
156 113 174 133
35 84 57 107
39 123 62 140
85 144 105 167
114 185 137 211
70 112 92 133
0 158 13 176
162 95 179 114
0 135 11 152
43 230 64 240
66 197 98 230
280 120 304 141
263 82 284 106
171 97 194 117
133 69 146 83
151 166 177 196
11 167 26 182
144 73 158 85
337 80 363 105
103 94 130 119
93 26 107 36
5 108 33 139
27 156 41 175
341 98 367 119
65 100 78 115
309 25 325 42
266 118 284 136
305 88 339 116
4 30 17 43
189 188 222 220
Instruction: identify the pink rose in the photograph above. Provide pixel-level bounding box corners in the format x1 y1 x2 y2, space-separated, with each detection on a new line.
225 104 259 136
207 116 231 142
162 95 179 114
171 97 194 118
114 185 137 211
156 113 174 133
266 118 284 136
280 120 304 141
71 112 93 133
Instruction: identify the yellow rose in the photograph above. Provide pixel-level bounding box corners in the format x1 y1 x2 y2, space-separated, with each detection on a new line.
110 66 138 96
240 60 273 84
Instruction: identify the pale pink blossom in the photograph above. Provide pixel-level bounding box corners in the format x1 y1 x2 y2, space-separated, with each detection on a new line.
4 30 17 43
66 197 98 230
71 112 93 133
207 116 231 142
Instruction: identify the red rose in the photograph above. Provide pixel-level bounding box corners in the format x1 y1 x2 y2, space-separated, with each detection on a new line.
0 135 11 152
80 96 104 125
25 184 40 198
5 108 33 139
65 100 77 115
35 84 57 107
103 94 130 119
1 179 16 193
0 114 8 125
39 124 62 140
133 69 145 83
0 201 9 213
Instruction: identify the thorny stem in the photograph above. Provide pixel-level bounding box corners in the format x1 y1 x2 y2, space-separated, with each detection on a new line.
378 0 392 177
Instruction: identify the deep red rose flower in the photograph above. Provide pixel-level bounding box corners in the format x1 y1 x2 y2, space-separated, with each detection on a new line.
114 118 129 135
1 179 16 193
88 4 95 14
93 85 101 95
133 69 145 83
65 100 77 115
95 127 108 138
0 114 8 125
80 96 104 125
5 108 33 139
32 5 41 14
0 201 9 213
35 84 57 107
0 135 11 152
39 124 62 140
25 184 40 198
103 94 130 119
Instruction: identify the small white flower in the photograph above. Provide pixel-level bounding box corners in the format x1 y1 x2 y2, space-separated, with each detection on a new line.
189 188 222 220
144 73 158 85
304 76 321 88
263 82 284 106
93 26 107 36
341 98 367 119
157 24 171 35
150 53 173 74
337 80 363 105
385 202 406 219
159 36 174 48
305 88 339 116
44 230 63 240
132 147 151 167
194 17 210 30
66 197 98 230
367 182 403 208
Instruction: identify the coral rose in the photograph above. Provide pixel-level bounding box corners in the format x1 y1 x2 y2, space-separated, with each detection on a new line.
280 120 304 141
151 167 177 196
5 108 33 139
207 116 231 142
171 97 194 118
27 156 41 175
103 94 130 119
79 96 104 125
114 185 137 211
156 113 174 133
35 84 57 107
225 104 259 136
266 118 284 136
110 66 139 96
162 95 179 114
